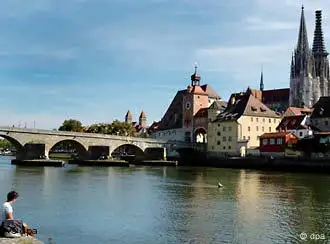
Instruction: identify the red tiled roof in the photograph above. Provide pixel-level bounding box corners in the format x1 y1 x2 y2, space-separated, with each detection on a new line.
260 132 295 138
285 107 313 116
216 91 280 122
276 115 308 130
191 86 207 95
200 84 221 99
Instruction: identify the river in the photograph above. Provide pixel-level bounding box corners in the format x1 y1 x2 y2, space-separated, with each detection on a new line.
0 156 330 244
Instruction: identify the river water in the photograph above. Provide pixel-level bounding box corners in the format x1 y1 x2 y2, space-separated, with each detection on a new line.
0 156 330 244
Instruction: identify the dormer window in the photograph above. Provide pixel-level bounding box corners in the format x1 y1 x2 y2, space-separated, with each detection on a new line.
251 106 257 112
320 108 324 115
260 107 266 112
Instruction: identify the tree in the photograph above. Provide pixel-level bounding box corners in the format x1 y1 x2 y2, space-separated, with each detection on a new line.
84 120 136 136
59 119 83 132
109 120 136 136
0 139 13 150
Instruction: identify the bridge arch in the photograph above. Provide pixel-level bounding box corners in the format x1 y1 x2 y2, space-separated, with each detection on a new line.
194 127 207 143
111 144 145 159
48 139 88 160
0 134 25 159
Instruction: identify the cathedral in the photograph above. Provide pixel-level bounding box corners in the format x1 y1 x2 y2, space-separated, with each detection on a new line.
290 7 330 108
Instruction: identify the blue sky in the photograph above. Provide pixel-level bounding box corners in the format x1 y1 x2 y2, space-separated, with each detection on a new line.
0 0 329 129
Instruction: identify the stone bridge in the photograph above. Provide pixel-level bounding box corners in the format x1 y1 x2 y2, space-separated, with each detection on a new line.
0 127 175 160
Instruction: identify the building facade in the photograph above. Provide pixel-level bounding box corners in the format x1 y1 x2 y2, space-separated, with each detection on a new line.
259 132 298 157
310 96 330 132
152 66 223 142
208 89 281 157
276 115 313 139
290 7 330 108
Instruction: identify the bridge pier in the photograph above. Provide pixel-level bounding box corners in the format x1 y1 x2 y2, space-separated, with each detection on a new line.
24 143 49 160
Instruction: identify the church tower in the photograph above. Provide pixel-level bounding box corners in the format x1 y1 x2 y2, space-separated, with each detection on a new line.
312 10 330 99
125 110 132 123
290 7 330 108
139 111 147 127
290 6 314 107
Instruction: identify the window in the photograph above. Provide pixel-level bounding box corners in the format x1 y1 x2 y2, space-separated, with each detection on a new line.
228 126 232 132
248 126 251 132
248 136 250 140
325 121 329 126
262 139 268 145
217 141 220 145
263 118 265 123
212 146 214 150
269 127 271 132
218 124 220 127
274 118 276 123
256 126 259 131
223 146 226 150
217 132 221 136
228 146 231 149
256 118 259 122
277 138 283 144
262 126 264 132
243 136 246 140
270 139 275 145
223 136 227 142
223 126 226 131
228 136 232 142
251 117 253 122
257 136 260 140
299 132 303 137
269 118 271 123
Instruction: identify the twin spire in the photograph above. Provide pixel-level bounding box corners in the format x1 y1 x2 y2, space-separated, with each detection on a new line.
296 5 327 56
297 6 309 53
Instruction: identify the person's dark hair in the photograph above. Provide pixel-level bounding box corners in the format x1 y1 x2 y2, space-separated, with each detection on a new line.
7 191 19 202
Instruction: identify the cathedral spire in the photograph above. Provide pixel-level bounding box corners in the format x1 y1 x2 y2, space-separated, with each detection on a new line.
297 5 309 53
312 10 328 56
259 66 264 91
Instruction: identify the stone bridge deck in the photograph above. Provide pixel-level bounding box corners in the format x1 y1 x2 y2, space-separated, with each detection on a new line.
0 127 193 160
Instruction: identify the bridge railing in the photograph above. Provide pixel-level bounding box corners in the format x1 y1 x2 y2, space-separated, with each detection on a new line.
0 126 167 144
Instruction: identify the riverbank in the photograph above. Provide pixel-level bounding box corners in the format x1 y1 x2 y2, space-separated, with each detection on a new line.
0 236 43 244
177 149 330 173
202 157 330 173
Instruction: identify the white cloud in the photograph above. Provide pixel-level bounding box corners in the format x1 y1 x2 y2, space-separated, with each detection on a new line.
244 17 296 31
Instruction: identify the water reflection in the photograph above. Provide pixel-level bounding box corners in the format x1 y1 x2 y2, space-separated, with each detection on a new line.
1 157 330 244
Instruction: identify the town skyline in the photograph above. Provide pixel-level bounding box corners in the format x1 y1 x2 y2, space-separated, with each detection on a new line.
0 0 329 129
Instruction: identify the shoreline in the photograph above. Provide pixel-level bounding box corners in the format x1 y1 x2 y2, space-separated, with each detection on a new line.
175 150 330 174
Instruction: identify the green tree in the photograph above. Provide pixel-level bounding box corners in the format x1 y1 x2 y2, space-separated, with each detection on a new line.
59 119 83 132
0 139 13 149
109 120 136 136
84 120 136 136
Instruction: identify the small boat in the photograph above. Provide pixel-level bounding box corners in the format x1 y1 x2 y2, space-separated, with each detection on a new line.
217 182 223 188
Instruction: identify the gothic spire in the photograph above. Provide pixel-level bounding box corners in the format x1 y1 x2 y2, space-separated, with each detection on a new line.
297 5 309 53
259 66 264 91
290 53 295 77
312 10 328 56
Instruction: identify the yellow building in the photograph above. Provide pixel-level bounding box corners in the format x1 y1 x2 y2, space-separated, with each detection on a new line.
208 89 281 157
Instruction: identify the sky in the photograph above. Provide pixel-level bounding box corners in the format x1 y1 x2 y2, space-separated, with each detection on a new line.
0 0 329 129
